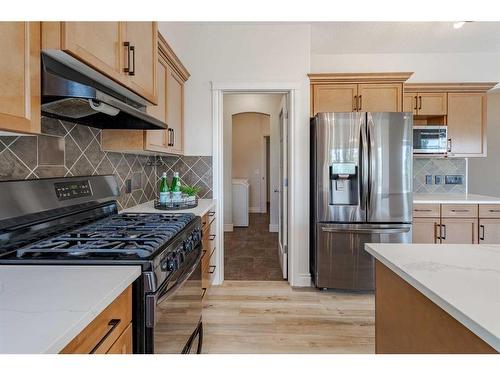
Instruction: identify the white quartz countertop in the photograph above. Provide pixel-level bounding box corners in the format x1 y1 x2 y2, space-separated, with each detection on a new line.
413 193 500 204
365 243 500 352
0 265 141 354
121 199 215 217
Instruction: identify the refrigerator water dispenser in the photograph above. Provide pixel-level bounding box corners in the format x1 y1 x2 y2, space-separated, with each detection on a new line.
329 162 358 205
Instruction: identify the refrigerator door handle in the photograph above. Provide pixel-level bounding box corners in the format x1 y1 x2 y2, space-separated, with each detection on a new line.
366 115 372 212
321 227 411 234
359 120 369 212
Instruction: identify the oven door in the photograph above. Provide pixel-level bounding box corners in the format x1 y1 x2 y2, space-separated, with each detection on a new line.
150 249 202 354
413 126 448 154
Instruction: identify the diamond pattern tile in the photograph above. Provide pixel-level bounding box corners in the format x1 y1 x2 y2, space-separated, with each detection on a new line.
413 158 466 194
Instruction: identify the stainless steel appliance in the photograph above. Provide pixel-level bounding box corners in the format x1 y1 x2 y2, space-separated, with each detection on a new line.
0 175 202 354
41 52 167 130
413 125 448 154
310 112 413 291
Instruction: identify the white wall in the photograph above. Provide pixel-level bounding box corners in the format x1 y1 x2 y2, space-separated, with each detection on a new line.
159 23 312 286
223 94 283 231
232 112 270 212
469 92 500 197
311 52 500 83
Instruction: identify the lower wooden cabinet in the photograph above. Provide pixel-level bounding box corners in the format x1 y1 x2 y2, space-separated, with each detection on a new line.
413 203 500 245
60 286 132 354
201 209 217 304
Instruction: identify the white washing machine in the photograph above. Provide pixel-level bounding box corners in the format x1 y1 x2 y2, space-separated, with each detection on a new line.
232 179 249 227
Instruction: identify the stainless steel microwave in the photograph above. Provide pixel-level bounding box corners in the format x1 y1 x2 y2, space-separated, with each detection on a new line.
413 126 448 154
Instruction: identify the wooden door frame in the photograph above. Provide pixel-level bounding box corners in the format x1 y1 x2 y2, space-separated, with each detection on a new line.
212 82 300 286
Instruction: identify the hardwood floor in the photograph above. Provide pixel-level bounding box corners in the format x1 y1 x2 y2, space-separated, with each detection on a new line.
202 281 375 353
224 211 283 280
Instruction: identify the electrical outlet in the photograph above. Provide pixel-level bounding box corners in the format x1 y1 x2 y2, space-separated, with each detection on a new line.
434 175 443 185
425 175 433 185
445 175 464 185
125 179 132 193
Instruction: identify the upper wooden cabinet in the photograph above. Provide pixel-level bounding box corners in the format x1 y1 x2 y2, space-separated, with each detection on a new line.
0 22 40 135
309 72 412 116
42 22 158 104
102 32 189 155
404 92 447 116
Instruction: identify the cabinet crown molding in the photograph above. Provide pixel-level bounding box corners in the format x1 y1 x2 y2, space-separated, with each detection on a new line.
308 72 413 84
405 82 498 93
158 32 190 82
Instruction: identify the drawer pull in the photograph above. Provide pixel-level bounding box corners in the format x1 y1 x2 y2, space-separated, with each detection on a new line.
89 319 121 354
208 265 216 274
479 225 485 241
451 209 470 213
414 209 432 212
209 234 216 241
208 211 216 217
201 249 207 259
488 209 500 213
435 223 441 240
202 288 207 299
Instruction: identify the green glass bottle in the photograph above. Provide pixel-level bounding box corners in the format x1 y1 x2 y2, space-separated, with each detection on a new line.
171 172 182 202
159 172 169 204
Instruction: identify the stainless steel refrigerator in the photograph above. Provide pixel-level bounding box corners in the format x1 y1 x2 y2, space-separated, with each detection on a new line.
310 112 413 291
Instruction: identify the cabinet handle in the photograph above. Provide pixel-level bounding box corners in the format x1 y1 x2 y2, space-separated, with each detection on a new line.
89 318 121 354
171 129 175 147
353 95 358 111
418 95 422 110
479 225 485 241
201 249 207 259
209 234 216 241
208 265 216 274
435 223 441 241
414 95 418 111
488 209 500 213
414 209 432 212
129 45 136 76
447 138 452 153
450 209 470 213
202 287 207 299
208 211 216 217
441 224 446 240
359 95 362 111
123 42 131 74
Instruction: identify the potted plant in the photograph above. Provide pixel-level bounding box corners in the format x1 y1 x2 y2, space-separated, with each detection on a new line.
180 185 201 202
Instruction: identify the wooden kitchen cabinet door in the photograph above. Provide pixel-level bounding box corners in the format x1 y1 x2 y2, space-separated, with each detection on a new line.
479 219 500 244
121 22 158 104
357 83 403 112
312 84 358 114
0 22 40 134
145 56 168 153
413 217 440 244
106 323 133 354
417 92 447 116
440 218 478 244
61 22 122 79
165 65 184 155
403 93 417 114
447 93 486 157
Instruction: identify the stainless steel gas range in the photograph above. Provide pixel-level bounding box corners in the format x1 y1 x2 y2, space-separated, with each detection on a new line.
0 175 203 354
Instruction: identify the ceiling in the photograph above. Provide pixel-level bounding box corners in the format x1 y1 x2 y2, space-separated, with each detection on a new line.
311 22 500 54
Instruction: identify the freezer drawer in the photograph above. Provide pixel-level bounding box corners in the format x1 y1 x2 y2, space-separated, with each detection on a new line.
314 223 412 291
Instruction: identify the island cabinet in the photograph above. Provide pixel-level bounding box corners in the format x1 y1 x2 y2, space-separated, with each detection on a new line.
413 203 500 244
308 72 413 116
404 83 496 157
201 208 217 305
60 286 132 354
0 22 41 135
41 22 158 104
101 32 189 155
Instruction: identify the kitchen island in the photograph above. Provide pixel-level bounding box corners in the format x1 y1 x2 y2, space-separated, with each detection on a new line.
364 243 499 354
0 265 140 354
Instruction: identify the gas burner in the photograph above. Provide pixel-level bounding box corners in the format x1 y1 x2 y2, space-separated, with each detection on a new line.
16 213 196 260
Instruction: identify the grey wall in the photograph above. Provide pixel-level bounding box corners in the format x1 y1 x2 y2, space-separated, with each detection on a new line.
0 117 212 210
468 92 500 197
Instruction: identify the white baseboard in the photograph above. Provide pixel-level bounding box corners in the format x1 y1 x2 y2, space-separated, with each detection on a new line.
268 224 279 232
291 273 312 287
224 224 234 232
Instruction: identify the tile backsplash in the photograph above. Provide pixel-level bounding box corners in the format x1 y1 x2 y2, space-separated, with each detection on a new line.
0 117 213 209
413 158 467 194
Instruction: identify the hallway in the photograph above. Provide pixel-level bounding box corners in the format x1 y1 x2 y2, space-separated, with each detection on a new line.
224 211 283 280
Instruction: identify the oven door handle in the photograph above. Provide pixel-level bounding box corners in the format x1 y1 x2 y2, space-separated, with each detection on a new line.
157 252 202 305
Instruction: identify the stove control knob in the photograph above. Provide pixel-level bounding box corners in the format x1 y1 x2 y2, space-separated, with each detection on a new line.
162 257 176 272
185 240 193 252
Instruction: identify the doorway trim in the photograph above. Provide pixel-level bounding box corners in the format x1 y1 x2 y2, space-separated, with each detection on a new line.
211 81 302 286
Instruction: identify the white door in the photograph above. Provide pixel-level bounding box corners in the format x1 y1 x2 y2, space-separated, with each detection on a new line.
278 102 288 279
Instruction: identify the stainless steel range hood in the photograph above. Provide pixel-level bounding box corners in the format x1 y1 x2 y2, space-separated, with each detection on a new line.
41 51 167 130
